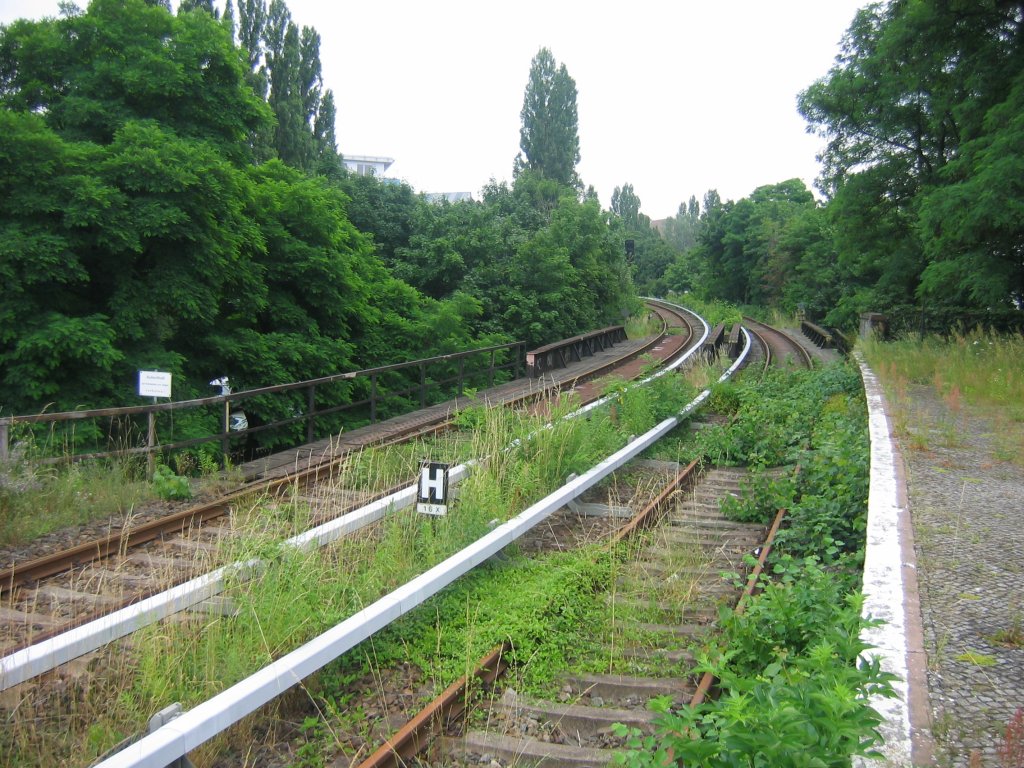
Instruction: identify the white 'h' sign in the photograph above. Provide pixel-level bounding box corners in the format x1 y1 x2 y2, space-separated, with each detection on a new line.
417 461 449 516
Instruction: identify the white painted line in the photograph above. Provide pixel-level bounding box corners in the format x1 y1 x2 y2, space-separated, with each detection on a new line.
854 354 912 767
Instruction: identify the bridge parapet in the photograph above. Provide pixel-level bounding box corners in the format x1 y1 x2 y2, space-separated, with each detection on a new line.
526 326 628 378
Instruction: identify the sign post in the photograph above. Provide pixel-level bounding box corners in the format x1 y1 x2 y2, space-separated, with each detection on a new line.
138 371 172 479
417 461 450 516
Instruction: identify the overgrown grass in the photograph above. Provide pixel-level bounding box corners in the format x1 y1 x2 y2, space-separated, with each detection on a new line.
616 361 895 767
863 329 1024 406
625 308 665 339
0 447 153 547
862 329 1024 464
663 293 743 328
2 362 706 766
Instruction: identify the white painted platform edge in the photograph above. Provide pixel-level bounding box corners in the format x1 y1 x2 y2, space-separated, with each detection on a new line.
855 354 913 767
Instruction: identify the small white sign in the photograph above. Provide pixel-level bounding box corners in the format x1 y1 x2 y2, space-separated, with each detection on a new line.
138 370 172 399
417 461 450 516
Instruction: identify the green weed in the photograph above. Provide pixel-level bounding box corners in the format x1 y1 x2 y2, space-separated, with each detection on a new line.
151 464 192 501
863 330 1024 466
0 443 153 546
956 651 998 667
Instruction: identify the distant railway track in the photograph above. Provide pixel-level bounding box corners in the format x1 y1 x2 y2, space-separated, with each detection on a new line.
0 302 703 668
742 316 815 371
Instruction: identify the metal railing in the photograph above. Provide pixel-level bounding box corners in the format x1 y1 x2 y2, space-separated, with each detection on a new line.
525 326 627 378
801 320 835 348
0 342 524 465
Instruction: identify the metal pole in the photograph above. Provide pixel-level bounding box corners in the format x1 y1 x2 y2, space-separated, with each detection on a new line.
0 422 8 463
370 374 377 424
147 402 156 480
307 385 315 443
419 363 426 408
458 358 465 396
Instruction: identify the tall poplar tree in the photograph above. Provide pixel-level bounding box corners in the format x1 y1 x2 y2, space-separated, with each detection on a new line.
514 47 581 189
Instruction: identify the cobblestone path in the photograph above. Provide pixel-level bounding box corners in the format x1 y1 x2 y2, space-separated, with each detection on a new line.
900 385 1024 767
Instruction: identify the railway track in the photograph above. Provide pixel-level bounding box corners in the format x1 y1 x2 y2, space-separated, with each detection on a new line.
742 316 815 371
0 303 703 671
441 466 775 768
47 307 736 768
7 306 840 768
247 462 785 768
40 311 861 768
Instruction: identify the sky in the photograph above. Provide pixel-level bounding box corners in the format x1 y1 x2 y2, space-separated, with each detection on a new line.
0 0 866 219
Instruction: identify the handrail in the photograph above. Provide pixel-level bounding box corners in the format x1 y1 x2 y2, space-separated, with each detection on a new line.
525 326 628 378
0 342 525 463
800 320 834 348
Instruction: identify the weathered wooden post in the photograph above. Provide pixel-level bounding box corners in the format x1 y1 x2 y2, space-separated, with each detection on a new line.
221 398 231 458
370 373 377 424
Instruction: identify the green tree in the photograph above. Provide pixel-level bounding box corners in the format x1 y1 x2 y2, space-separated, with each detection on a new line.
232 0 336 171
685 181 815 307
178 0 215 14
799 0 1024 317
611 183 642 229
917 71 1024 309
0 0 269 158
609 182 677 296
514 47 581 189
0 0 458 424
663 195 701 253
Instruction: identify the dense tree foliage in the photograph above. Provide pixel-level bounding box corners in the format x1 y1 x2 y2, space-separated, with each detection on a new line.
0 0 475 418
382 173 636 348
646 1 1024 330
662 196 702 254
0 3 641 427
233 0 338 172
514 47 581 189
660 182 839 317
608 182 676 297
799 0 1024 321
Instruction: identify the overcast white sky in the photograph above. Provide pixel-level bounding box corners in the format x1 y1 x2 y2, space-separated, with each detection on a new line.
1 0 864 219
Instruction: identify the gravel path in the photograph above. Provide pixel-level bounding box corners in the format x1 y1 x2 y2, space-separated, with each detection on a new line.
900 385 1024 767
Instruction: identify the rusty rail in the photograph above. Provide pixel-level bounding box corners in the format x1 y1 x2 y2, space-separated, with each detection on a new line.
356 643 510 768
689 505 788 707
356 459 703 768
608 459 702 545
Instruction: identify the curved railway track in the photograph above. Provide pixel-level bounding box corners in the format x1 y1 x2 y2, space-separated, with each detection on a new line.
742 316 815 371
73 326 748 767
5 304 841 768
0 303 702 663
